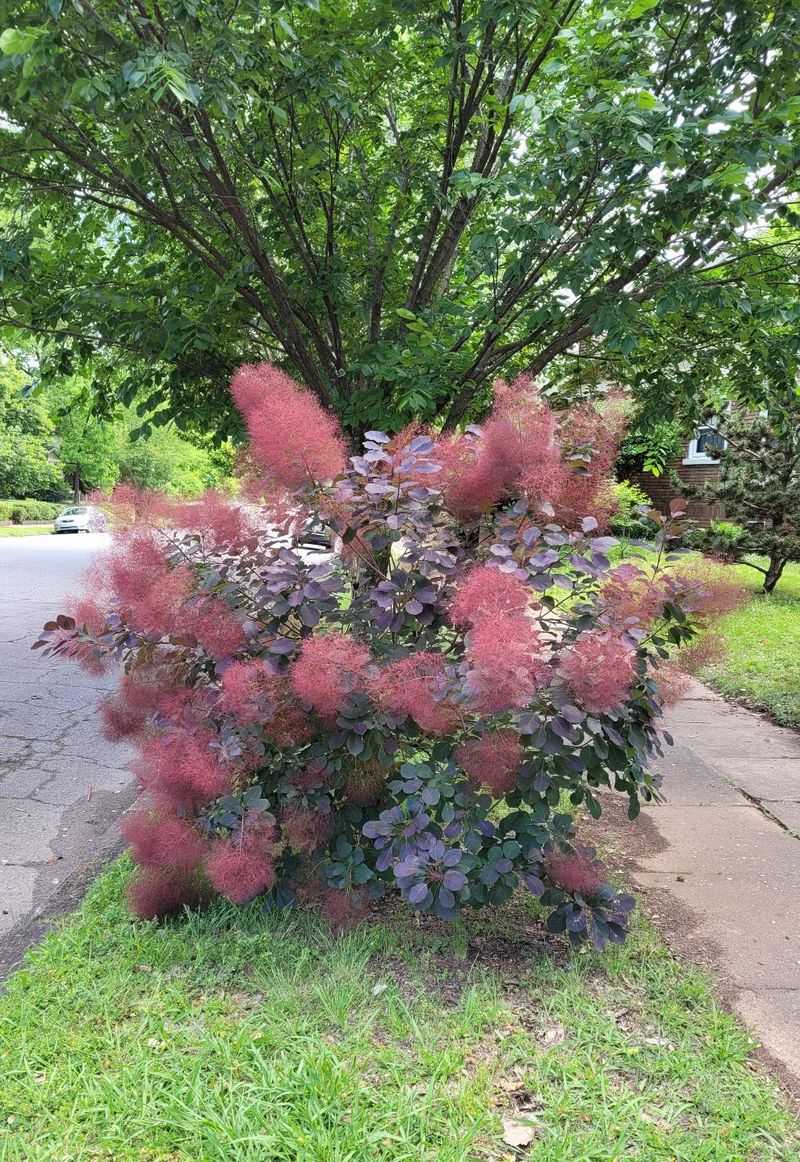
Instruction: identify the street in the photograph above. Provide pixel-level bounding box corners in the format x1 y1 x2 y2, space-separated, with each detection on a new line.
0 533 135 970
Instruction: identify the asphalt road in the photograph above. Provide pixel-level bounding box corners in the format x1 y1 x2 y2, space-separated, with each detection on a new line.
0 533 135 972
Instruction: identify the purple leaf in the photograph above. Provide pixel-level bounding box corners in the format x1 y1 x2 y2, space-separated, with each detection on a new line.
438 886 455 909
530 549 559 568
269 637 296 654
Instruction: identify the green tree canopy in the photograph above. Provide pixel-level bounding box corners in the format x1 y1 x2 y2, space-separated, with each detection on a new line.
0 1 798 431
116 417 233 495
0 351 65 498
574 229 800 437
686 392 800 594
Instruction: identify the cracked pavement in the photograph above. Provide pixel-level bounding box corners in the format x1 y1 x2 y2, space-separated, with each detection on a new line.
601 678 800 1096
0 533 136 973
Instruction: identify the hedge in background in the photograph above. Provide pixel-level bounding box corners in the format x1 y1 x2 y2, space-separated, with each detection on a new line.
0 498 63 523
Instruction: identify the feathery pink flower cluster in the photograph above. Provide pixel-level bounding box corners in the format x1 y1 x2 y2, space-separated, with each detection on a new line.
205 814 279 905
432 375 625 528
290 632 371 721
177 597 246 659
435 432 511 519
100 668 180 741
464 612 548 713
135 729 231 810
455 730 522 797
231 362 347 489
559 630 636 714
220 661 313 746
320 886 371 932
121 810 207 871
98 530 194 637
68 596 107 636
206 844 275 904
600 565 668 628
370 652 459 735
544 848 605 898
668 561 748 620
449 565 530 627
184 491 256 551
281 804 334 854
127 868 205 920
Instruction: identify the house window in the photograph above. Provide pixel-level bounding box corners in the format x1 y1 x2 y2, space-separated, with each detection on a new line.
683 421 726 465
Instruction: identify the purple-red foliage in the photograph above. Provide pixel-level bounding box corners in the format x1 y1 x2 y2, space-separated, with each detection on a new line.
230 362 347 489
559 630 636 714
455 730 522 796
290 632 371 721
40 360 716 945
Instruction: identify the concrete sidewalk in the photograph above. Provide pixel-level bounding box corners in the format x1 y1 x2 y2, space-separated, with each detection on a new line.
0 534 135 978
608 679 800 1096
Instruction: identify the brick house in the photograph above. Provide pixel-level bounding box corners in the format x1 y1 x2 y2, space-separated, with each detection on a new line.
627 420 726 525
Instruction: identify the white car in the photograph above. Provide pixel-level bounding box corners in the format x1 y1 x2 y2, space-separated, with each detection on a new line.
53 505 107 534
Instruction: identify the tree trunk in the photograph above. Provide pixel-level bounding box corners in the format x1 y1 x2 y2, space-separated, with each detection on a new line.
763 554 786 594
72 468 81 505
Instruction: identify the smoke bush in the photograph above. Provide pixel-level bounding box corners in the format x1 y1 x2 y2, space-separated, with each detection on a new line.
38 364 718 950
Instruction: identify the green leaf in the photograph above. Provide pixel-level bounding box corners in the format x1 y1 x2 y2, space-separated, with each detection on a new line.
626 0 659 18
0 27 43 55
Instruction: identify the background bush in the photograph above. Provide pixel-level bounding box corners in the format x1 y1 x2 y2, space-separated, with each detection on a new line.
609 481 656 540
0 498 63 522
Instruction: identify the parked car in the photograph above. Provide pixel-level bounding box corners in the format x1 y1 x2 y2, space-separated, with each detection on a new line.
53 505 107 534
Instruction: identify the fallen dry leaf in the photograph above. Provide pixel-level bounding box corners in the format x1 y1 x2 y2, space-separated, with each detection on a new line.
502 1116 538 1148
540 1023 566 1047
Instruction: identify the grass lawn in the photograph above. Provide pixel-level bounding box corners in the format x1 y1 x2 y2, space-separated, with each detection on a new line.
0 525 53 538
1 860 798 1161
699 560 800 729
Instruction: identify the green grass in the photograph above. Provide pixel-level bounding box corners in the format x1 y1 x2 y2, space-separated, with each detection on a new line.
1 860 797 1161
699 560 800 728
0 525 53 537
